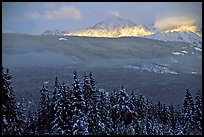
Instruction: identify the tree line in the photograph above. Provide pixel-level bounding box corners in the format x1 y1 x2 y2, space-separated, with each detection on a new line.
2 67 202 135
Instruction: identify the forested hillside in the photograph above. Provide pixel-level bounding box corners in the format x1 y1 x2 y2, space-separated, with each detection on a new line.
2 67 202 135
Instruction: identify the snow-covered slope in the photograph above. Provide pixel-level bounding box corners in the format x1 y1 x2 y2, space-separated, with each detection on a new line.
144 31 202 48
42 29 68 35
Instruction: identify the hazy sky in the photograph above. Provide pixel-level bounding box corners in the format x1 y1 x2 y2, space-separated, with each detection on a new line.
2 2 202 34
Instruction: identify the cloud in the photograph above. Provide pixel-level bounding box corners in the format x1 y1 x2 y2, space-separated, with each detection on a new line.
154 16 197 30
24 6 81 20
107 10 120 17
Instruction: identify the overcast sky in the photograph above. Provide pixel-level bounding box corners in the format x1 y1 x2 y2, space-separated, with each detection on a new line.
2 2 202 34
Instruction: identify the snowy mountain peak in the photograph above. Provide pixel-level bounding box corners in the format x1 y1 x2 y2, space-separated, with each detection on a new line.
64 17 153 37
89 17 138 30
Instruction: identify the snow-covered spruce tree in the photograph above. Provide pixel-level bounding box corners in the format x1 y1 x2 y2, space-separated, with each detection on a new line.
145 99 155 135
50 77 59 118
129 92 142 135
83 72 104 135
60 82 72 135
37 82 51 135
83 73 92 114
156 101 162 124
89 72 97 91
143 99 158 135
2 67 20 135
84 72 94 134
111 86 135 135
71 70 89 135
24 110 38 135
109 90 119 135
150 101 163 135
149 101 163 135
135 94 149 135
161 104 171 135
16 98 27 135
51 84 64 135
148 100 162 135
194 92 202 134
174 105 183 135
181 89 196 135
51 82 72 135
121 88 136 135
98 89 114 135
51 79 72 135
49 77 61 134
154 102 171 135
168 103 177 135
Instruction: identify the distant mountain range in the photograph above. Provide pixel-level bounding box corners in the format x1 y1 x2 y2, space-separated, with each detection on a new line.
42 29 68 35
41 17 202 47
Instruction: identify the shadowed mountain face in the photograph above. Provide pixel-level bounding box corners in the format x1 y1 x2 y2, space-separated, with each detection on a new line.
2 33 202 108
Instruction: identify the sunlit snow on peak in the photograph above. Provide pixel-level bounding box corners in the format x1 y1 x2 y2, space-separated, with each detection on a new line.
163 25 201 37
